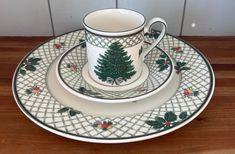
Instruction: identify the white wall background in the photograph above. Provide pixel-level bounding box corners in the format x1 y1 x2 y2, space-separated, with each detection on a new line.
0 0 52 36
182 0 235 36
0 0 234 36
50 0 116 36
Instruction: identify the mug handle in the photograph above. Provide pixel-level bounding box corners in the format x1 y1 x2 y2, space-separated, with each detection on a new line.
143 18 167 57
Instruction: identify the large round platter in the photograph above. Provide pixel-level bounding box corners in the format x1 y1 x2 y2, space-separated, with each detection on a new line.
12 29 215 143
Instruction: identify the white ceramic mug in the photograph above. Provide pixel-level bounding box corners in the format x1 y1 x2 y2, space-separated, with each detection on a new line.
83 9 167 86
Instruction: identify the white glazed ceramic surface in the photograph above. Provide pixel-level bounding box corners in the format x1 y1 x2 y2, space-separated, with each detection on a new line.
56 41 174 103
83 9 167 87
12 29 215 143
83 9 146 34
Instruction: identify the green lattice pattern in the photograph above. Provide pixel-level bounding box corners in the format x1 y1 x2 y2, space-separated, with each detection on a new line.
13 29 213 142
85 30 144 48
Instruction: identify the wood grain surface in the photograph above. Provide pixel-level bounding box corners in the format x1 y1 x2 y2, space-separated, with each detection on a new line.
0 36 235 154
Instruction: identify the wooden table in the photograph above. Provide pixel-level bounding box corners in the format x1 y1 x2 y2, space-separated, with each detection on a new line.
0 36 235 153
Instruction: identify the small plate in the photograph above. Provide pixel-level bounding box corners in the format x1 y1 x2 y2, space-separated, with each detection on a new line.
12 29 215 143
56 42 174 103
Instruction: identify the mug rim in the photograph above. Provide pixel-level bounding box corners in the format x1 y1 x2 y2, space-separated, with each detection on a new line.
83 8 146 37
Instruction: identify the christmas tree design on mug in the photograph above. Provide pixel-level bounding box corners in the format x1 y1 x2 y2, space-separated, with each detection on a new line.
94 42 136 85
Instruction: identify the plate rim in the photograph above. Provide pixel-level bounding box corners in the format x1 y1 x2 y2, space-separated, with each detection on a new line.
12 29 215 143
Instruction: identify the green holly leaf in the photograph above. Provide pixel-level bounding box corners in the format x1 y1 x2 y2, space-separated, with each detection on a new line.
78 87 86 94
164 125 172 130
160 54 167 58
28 57 41 62
179 111 188 120
153 123 165 129
164 111 177 122
79 39 85 42
144 32 154 38
157 64 163 68
30 62 40 65
144 33 150 37
149 34 154 38
173 122 180 126
153 33 160 39
25 65 36 72
57 107 69 113
174 66 180 70
159 65 169 72
156 59 165 64
69 110 81 116
176 62 181 67
155 117 166 123
81 43 86 48
25 89 32 95
193 91 199 96
107 121 113 125
181 62 187 66
102 128 108 131
79 39 86 48
20 63 25 68
181 67 191 71
69 110 76 116
176 62 186 67
66 64 71 68
27 58 33 62
150 30 160 39
146 120 158 126
19 69 26 75
146 120 164 129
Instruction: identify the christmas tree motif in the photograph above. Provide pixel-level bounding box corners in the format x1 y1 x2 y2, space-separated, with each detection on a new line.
94 42 136 85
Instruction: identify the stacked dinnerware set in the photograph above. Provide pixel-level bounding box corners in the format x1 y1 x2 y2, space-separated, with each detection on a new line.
13 9 215 143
